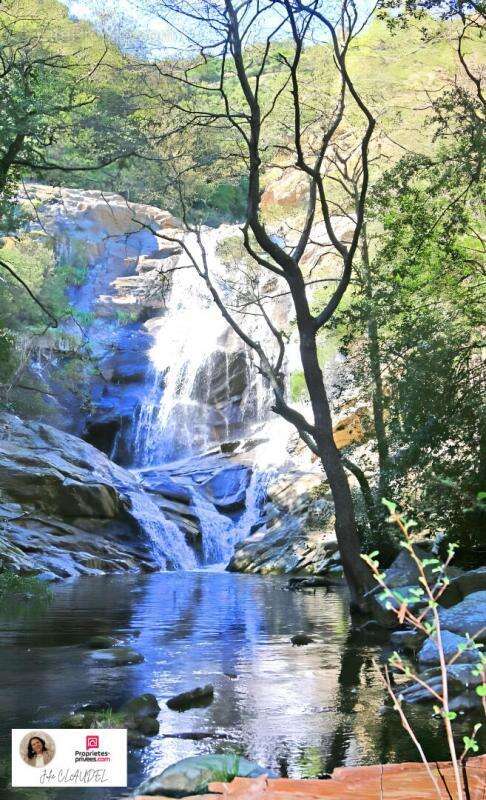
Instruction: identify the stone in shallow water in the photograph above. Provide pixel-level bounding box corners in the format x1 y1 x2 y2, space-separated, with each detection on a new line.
120 692 160 720
87 635 119 649
166 685 214 711
89 647 144 666
136 754 270 797
137 716 160 736
290 633 314 646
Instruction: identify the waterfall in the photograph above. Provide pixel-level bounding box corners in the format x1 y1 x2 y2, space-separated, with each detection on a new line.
130 225 288 568
127 490 197 570
134 228 235 464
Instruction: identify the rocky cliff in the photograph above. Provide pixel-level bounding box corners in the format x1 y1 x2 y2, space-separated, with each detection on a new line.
1 183 374 579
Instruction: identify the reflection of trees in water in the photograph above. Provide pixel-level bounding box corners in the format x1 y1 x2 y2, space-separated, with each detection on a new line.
321 628 456 772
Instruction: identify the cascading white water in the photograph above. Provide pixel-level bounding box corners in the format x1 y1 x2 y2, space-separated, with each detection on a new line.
133 227 257 464
132 225 290 567
127 490 197 570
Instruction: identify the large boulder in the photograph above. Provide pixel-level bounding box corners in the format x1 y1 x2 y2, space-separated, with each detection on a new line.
0 413 192 577
383 546 462 590
418 630 480 666
438 591 486 639
441 567 486 607
136 754 270 797
200 465 251 512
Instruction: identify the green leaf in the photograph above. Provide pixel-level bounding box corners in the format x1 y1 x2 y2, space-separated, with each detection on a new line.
476 684 486 697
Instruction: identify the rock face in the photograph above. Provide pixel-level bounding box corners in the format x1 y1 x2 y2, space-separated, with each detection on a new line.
14 184 184 456
0 413 187 577
228 452 340 575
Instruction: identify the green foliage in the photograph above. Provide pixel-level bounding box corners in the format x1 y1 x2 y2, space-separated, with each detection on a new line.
336 139 484 559
290 371 307 402
362 505 485 783
0 235 69 329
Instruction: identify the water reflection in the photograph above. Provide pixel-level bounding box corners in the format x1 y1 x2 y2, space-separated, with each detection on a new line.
0 571 449 800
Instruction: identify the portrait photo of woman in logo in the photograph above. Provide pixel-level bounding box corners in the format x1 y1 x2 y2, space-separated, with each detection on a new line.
20 731 55 768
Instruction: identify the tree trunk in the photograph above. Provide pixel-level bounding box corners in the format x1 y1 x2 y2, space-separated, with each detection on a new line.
361 226 389 496
291 275 372 610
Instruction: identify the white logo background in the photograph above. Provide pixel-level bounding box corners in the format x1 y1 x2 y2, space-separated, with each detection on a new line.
12 728 127 788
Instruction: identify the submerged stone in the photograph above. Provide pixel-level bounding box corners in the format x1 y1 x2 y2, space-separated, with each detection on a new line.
87 635 119 649
166 684 214 711
89 647 144 666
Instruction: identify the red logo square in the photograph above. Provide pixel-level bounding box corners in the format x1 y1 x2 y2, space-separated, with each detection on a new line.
86 735 100 750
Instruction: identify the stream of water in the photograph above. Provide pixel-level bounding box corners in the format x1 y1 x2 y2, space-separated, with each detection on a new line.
0 572 448 800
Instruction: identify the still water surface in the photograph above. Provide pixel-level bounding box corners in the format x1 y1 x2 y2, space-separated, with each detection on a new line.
0 571 447 799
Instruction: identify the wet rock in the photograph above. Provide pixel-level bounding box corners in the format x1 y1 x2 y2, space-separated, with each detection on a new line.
90 647 144 666
61 713 91 729
120 693 160 721
438 591 486 639
73 701 111 714
441 567 486 607
166 684 214 711
449 693 482 712
87 635 119 649
353 620 390 642
137 716 160 736
128 731 152 749
136 754 270 797
201 464 251 512
36 571 61 583
390 629 423 652
288 576 331 591
0 413 190 577
418 631 480 665
290 633 314 646
399 663 482 705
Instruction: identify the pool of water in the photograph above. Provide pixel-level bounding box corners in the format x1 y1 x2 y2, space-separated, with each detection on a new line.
0 570 451 799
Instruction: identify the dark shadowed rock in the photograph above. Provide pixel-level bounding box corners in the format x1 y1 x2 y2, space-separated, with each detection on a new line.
120 693 160 720
88 635 120 649
383 546 462 589
166 684 214 711
128 731 152 749
390 629 423 651
441 569 486 607
290 633 314 646
137 716 160 736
